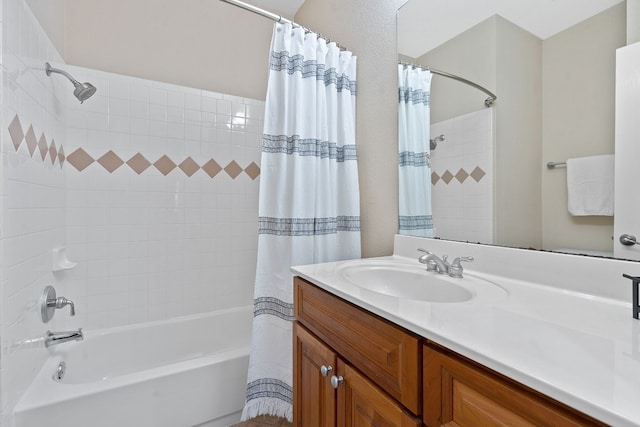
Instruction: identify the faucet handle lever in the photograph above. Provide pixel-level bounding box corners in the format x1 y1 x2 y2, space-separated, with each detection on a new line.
449 256 474 278
451 256 474 267
51 296 76 316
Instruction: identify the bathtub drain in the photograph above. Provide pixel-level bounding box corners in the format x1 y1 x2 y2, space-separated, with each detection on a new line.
54 361 66 381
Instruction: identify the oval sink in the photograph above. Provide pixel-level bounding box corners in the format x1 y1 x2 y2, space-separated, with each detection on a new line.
336 259 506 303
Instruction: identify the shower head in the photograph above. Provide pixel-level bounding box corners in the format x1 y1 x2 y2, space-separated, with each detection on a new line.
45 62 97 103
430 134 445 150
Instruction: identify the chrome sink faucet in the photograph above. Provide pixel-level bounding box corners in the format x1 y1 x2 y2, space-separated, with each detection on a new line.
417 248 450 274
45 328 83 348
417 249 474 278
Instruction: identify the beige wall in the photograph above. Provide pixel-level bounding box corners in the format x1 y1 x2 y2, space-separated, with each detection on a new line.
416 17 497 124
296 0 404 257
629 0 640 44
541 3 625 252
494 16 542 248
26 0 67 55
30 0 274 100
418 16 543 249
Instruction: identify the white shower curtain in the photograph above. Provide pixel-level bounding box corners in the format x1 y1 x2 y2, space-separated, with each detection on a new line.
398 64 434 237
241 22 361 421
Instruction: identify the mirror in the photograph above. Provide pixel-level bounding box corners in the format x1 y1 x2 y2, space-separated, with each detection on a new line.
398 0 629 258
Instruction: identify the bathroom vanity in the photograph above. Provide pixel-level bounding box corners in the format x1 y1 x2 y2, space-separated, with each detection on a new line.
291 235 640 427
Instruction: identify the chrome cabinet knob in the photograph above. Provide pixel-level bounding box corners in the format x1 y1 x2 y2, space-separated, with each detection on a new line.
320 365 333 377
330 375 344 389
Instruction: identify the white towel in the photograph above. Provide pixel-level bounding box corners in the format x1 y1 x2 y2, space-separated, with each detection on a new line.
566 154 614 216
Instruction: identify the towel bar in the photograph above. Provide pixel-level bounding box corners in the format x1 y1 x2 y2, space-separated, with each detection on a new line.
546 161 566 169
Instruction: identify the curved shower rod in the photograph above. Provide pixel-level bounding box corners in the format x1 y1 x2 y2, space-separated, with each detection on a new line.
399 61 497 107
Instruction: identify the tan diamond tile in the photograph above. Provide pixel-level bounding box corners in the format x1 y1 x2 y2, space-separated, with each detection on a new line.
154 155 177 176
202 159 222 178
38 133 48 161
97 150 124 173
24 125 37 157
8 115 24 151
455 168 469 183
441 170 454 184
58 146 66 168
244 162 260 180
224 161 243 179
431 171 440 185
179 157 200 177
67 148 95 171
127 153 151 175
470 166 486 182
49 140 57 165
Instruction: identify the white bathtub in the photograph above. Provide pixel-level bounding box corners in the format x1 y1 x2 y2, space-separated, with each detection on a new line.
13 306 253 427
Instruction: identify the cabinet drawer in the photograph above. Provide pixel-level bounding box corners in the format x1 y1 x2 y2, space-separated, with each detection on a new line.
294 277 422 415
423 343 607 427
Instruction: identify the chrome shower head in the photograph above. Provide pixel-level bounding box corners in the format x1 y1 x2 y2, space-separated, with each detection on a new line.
45 62 97 103
430 134 445 150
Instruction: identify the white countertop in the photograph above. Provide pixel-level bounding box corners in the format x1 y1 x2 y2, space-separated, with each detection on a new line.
291 243 640 427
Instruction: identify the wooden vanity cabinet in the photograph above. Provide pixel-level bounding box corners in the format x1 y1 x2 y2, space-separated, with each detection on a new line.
294 277 422 427
423 343 607 427
294 276 606 427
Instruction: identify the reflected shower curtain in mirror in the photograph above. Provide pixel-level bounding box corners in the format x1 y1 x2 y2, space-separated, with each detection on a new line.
241 22 361 421
398 65 434 237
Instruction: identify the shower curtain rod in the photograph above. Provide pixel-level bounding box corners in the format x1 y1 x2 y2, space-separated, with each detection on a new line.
219 0 347 50
399 61 497 107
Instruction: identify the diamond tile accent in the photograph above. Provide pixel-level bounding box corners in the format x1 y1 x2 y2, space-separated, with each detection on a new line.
470 166 486 182
25 125 37 157
127 153 151 175
441 170 454 184
9 115 24 151
244 162 260 180
179 157 200 177
67 148 95 171
224 161 243 179
97 150 124 173
58 146 66 167
431 171 440 186
455 168 469 183
154 155 177 176
202 159 222 178
48 140 57 165
38 133 49 161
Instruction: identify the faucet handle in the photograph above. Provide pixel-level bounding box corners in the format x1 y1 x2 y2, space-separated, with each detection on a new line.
417 248 432 265
449 256 474 278
54 297 76 316
451 256 474 267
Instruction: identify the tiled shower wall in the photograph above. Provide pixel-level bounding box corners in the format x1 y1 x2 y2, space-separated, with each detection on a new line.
430 108 494 244
61 65 262 330
1 0 68 420
1 0 262 421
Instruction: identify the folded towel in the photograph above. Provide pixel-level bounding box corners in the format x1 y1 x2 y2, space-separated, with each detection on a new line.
566 154 614 216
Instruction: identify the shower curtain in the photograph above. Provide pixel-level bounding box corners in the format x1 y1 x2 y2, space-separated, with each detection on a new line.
398 64 434 237
241 22 361 421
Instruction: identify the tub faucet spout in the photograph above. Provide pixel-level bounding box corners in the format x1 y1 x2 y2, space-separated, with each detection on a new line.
45 328 83 348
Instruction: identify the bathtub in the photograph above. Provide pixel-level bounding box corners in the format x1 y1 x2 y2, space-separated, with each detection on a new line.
13 306 253 427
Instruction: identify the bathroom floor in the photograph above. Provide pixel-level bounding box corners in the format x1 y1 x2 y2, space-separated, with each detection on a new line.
230 415 292 427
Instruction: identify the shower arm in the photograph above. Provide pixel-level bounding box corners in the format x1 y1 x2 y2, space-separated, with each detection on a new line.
45 62 80 86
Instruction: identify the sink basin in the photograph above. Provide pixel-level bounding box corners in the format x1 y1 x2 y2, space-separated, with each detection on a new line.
337 259 506 303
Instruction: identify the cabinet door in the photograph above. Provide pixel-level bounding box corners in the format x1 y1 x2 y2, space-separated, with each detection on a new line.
293 322 337 427
337 359 422 427
423 344 606 427
295 277 422 414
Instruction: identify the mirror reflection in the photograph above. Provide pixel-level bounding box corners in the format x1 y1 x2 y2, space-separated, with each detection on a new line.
398 0 628 257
